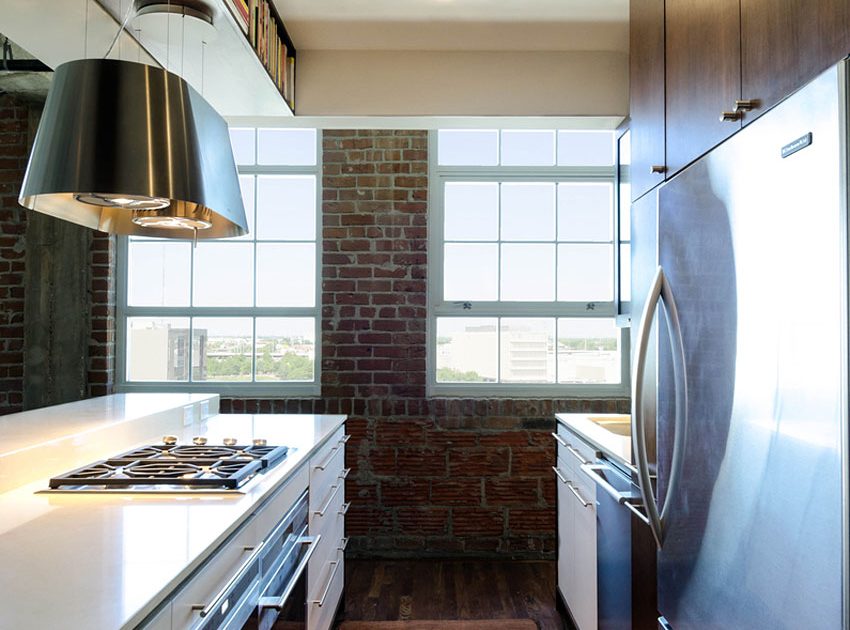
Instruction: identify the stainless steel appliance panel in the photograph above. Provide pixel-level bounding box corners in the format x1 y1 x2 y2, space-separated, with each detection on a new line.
655 64 846 629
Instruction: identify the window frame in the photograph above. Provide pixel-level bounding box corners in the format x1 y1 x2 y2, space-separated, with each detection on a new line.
115 128 323 397
427 129 630 397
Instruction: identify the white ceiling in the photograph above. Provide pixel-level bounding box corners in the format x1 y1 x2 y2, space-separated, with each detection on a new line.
273 0 629 52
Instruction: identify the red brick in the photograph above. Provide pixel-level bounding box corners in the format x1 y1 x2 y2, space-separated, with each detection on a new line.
453 508 504 536
448 448 510 476
431 478 482 506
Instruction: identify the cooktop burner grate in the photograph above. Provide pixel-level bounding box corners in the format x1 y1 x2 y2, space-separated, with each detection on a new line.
47 443 289 491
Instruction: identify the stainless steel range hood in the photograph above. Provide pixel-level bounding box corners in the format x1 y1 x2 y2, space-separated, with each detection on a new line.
19 58 248 239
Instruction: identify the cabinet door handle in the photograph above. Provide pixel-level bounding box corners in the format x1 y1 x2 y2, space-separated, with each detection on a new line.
340 433 351 444
339 467 351 480
551 432 568 448
258 535 321 611
311 560 341 607
650 165 667 174
314 484 342 517
338 537 350 552
568 483 592 508
314 446 339 471
566 444 590 466
720 111 742 122
338 501 351 516
734 99 759 112
193 542 265 617
552 466 569 484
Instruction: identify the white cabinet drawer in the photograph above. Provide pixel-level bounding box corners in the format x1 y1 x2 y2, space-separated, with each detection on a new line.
309 448 345 515
555 424 597 467
309 473 347 545
307 548 344 630
253 465 310 544
309 429 347 510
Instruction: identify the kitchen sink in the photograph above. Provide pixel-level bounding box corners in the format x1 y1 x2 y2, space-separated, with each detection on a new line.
586 414 632 437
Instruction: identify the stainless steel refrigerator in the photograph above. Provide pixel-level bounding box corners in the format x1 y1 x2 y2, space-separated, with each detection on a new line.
630 60 849 629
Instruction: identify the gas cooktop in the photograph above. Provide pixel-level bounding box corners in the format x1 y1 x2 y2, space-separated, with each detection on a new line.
45 437 290 493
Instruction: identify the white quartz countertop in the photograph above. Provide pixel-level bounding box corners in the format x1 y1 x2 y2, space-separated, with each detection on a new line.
0 410 346 630
555 412 634 470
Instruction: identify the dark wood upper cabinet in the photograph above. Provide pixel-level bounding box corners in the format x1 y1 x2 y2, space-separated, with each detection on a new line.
741 0 850 122
665 0 742 176
629 0 667 202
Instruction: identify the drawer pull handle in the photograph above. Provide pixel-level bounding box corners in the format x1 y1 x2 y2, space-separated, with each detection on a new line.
566 444 590 466
193 542 265 617
258 535 321 611
338 537 350 552
314 446 339 471
568 483 592 508
311 560 341 607
340 433 351 444
338 501 351 516
552 466 569 484
314 484 342 517
339 467 351 480
551 432 568 448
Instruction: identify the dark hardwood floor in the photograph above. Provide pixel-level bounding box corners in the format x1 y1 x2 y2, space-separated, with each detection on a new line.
337 559 564 630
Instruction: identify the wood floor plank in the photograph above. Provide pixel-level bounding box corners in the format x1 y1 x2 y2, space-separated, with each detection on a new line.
338 559 562 629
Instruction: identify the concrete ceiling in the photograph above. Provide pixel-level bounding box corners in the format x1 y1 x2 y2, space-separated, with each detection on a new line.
273 0 629 52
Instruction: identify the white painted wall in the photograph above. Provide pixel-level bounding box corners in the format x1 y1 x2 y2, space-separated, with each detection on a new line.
295 50 628 117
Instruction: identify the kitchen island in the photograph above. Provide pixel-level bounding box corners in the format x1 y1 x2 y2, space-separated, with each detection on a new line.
0 394 346 629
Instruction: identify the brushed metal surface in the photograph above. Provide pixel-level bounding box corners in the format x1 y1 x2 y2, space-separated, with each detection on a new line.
19 58 248 238
655 64 845 628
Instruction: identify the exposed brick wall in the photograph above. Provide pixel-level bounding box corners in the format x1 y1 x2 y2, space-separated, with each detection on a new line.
221 130 630 559
0 96 29 414
89 232 116 398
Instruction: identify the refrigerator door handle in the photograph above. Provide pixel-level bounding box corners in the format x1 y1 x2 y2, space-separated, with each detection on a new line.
632 266 689 548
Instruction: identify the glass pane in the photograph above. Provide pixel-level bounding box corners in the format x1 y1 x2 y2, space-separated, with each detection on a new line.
557 130 614 166
620 243 631 302
127 241 190 306
193 243 254 306
126 317 190 382
257 128 317 165
557 183 613 242
256 243 316 307
501 183 556 241
558 244 613 302
501 244 555 301
444 182 498 241
256 175 316 241
228 128 255 165
618 186 631 241
443 243 498 301
192 317 253 382
224 174 256 241
557 318 621 384
436 317 497 382
500 130 556 166
256 318 315 382
500 318 556 383
437 130 498 166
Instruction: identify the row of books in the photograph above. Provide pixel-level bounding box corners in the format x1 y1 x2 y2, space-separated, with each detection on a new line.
224 0 295 109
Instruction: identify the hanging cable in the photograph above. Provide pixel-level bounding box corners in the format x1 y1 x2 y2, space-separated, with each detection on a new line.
104 0 137 59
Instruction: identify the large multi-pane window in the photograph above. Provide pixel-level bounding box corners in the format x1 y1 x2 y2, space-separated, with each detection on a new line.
117 128 321 395
429 129 629 395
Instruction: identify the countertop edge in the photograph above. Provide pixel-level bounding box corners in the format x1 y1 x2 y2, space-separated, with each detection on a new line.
554 413 634 472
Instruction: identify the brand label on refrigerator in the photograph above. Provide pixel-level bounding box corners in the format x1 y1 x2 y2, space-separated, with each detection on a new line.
781 133 812 158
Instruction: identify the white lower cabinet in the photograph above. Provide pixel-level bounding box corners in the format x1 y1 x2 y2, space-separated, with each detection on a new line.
307 426 349 630
554 427 598 630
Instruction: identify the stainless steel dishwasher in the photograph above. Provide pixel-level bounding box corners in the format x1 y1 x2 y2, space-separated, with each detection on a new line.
580 458 657 630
